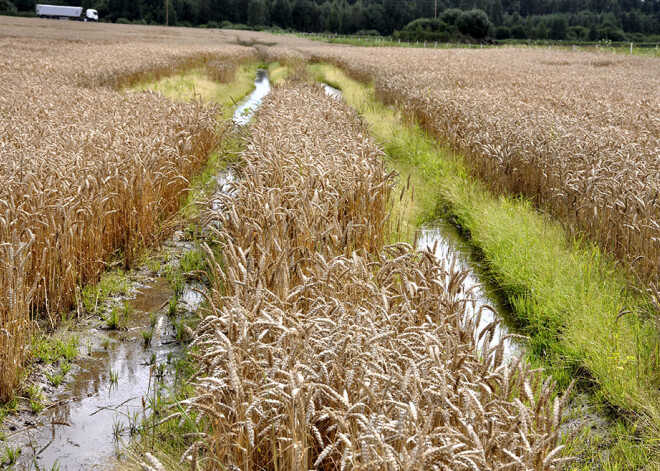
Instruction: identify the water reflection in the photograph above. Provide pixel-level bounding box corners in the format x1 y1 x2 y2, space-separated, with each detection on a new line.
233 69 271 125
322 83 343 101
17 278 183 470
416 222 520 359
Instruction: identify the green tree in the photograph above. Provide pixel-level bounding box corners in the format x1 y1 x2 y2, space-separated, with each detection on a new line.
292 0 310 31
535 20 548 38
456 9 491 38
271 0 291 28
439 7 462 25
247 0 266 26
549 15 568 39
138 0 164 23
495 24 511 37
347 1 365 32
11 0 34 13
511 24 526 37
327 5 341 32
363 2 386 33
0 0 17 13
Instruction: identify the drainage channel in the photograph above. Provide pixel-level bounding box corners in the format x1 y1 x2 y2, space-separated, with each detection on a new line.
211 68 269 211
3 70 272 471
323 83 343 100
232 69 271 126
417 223 520 358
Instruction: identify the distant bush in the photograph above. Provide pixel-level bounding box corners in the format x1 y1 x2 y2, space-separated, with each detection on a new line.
116 17 131 24
456 9 491 39
439 8 462 26
511 24 526 39
598 26 627 41
495 25 511 39
222 22 252 30
628 32 646 42
395 17 462 42
568 26 589 41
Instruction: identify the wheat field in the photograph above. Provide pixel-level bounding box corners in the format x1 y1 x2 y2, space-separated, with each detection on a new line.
0 19 256 400
234 32 660 288
304 44 660 288
5 19 658 469
175 83 573 470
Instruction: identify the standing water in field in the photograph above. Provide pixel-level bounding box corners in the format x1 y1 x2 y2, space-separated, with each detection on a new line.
211 69 271 211
232 69 270 125
318 84 519 358
322 83 343 101
12 276 204 470
416 223 520 358
8 70 274 471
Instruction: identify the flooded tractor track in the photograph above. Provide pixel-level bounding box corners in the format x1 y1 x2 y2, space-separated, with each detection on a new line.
3 69 520 470
320 80 519 357
2 70 272 471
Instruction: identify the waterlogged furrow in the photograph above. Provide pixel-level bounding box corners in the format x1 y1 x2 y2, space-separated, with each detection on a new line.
182 83 573 470
301 45 660 287
0 41 252 401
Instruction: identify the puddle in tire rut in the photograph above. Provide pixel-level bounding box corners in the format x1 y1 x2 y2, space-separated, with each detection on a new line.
8 274 203 470
416 222 522 359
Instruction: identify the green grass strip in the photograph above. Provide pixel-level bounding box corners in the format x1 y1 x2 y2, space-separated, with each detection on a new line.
133 61 290 118
133 62 257 117
133 61 291 220
309 62 660 468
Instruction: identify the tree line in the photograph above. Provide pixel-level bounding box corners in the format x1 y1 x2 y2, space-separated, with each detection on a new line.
2 0 659 42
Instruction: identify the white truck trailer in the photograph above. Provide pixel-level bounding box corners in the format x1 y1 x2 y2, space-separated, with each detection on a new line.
36 4 99 21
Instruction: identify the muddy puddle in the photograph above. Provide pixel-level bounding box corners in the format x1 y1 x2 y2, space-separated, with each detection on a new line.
8 275 204 470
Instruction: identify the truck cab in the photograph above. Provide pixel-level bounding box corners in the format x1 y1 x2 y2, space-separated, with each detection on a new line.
85 9 98 21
